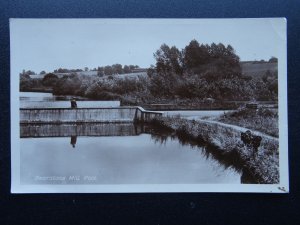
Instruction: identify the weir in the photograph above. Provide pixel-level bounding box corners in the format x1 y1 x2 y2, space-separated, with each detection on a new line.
20 106 163 124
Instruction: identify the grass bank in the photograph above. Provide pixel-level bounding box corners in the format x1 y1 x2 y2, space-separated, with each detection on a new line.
218 107 278 137
151 116 279 184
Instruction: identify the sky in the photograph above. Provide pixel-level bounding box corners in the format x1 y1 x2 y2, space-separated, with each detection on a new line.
10 18 286 73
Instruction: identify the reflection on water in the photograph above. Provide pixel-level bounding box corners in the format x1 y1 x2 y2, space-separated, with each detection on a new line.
20 123 141 137
70 136 77 148
20 123 257 185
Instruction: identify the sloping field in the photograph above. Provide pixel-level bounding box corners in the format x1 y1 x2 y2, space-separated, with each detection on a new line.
241 61 278 76
103 72 147 80
72 71 147 79
30 61 276 80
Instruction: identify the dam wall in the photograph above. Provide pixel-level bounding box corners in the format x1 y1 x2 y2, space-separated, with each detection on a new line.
20 107 163 124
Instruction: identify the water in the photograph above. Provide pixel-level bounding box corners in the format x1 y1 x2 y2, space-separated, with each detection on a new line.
21 128 242 185
163 110 233 120
19 92 248 185
20 92 120 108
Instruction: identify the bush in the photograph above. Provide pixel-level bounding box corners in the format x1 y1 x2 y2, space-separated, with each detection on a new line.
42 73 59 87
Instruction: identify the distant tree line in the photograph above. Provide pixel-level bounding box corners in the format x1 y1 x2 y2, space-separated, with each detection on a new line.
96 64 140 76
20 70 36 76
53 68 84 73
22 64 141 77
52 65 140 75
248 57 278 64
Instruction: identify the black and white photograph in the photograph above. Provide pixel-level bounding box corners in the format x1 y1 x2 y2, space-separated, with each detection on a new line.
10 18 288 193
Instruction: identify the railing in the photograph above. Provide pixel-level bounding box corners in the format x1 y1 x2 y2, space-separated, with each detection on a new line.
134 106 163 123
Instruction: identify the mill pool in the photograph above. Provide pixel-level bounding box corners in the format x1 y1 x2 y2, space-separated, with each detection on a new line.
19 91 250 185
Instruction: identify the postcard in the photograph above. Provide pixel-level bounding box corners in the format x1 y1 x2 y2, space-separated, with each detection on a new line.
10 18 288 193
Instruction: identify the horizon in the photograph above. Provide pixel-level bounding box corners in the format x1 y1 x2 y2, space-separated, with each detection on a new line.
10 18 285 74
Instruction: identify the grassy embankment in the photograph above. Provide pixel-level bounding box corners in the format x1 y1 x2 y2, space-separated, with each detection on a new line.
218 107 278 137
151 110 279 184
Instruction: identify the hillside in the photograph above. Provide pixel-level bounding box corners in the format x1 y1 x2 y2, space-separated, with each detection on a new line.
29 71 147 79
100 72 147 80
28 61 277 80
241 61 278 76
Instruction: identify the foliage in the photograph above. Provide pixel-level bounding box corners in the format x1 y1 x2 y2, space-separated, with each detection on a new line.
153 40 241 80
269 56 278 63
20 70 36 76
53 73 83 95
21 39 278 104
104 66 113 75
148 39 277 101
96 64 140 76
20 75 43 91
154 44 184 75
54 68 83 73
42 73 59 87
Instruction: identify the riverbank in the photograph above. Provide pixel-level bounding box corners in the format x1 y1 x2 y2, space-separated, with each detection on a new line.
150 116 279 184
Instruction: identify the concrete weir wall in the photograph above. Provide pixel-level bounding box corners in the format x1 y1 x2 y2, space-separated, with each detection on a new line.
20 107 162 124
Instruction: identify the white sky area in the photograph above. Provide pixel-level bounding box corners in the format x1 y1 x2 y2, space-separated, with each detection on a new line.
10 18 286 73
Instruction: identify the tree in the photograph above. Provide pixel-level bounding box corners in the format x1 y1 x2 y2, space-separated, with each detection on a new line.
40 71 46 75
183 40 209 72
53 73 82 95
112 64 123 74
123 65 131 73
129 65 136 71
203 43 241 79
97 67 104 76
42 73 59 87
147 65 156 77
154 44 183 75
20 70 36 76
269 56 278 63
104 66 113 75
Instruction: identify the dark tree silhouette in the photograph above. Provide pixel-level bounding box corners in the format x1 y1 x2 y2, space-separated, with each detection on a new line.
42 73 59 87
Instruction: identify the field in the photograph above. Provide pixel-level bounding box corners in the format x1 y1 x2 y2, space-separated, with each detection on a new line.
240 61 278 76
